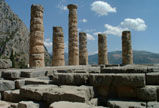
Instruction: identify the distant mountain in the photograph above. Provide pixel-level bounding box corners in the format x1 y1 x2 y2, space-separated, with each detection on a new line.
52 51 159 65
89 50 159 64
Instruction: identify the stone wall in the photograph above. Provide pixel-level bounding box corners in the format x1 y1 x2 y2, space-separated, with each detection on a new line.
0 64 159 107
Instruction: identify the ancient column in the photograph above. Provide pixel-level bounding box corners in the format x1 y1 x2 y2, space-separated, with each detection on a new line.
122 31 133 65
29 4 45 68
98 33 108 65
79 32 88 65
52 27 65 66
67 4 79 65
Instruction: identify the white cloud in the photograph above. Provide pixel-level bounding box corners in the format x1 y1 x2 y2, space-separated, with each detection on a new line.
44 39 52 48
91 1 116 16
93 32 103 36
87 34 95 40
57 4 67 11
104 24 128 36
120 18 147 31
88 51 98 55
80 19 88 23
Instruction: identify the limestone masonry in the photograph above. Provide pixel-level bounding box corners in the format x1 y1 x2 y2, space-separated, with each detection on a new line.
29 4 45 68
98 34 108 65
52 27 65 66
122 31 133 65
68 4 79 65
79 32 88 65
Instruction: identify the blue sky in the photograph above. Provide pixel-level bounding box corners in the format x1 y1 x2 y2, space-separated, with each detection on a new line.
5 0 159 54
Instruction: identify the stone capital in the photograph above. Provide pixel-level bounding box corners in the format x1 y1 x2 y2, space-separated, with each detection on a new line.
67 4 78 10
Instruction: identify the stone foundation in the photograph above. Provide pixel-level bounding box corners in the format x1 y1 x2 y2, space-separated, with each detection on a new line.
1 64 159 107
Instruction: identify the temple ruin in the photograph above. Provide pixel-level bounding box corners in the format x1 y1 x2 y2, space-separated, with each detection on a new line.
98 33 108 65
79 32 88 65
29 4 45 68
52 27 65 66
1 3 159 108
68 4 79 65
122 31 133 65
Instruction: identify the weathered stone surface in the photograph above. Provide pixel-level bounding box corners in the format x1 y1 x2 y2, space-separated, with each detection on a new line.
20 85 57 101
147 102 159 108
3 90 22 102
49 101 107 108
0 59 12 69
18 101 39 108
15 79 25 89
30 4 45 68
52 27 65 66
51 73 89 85
89 73 145 87
0 100 11 108
2 70 21 79
107 100 146 108
21 69 47 78
122 31 133 65
20 84 93 104
68 4 79 65
25 78 51 85
88 98 98 106
117 86 136 98
0 80 15 91
79 32 88 65
137 86 157 101
146 72 159 85
98 34 108 65
43 85 94 103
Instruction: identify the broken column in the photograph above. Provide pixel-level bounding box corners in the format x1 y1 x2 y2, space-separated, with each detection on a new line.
122 31 133 65
67 4 79 65
98 34 108 65
52 27 65 66
79 32 88 65
30 4 45 68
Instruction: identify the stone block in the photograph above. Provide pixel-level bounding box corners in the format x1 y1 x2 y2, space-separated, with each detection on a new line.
0 100 11 108
49 101 107 108
51 73 89 85
21 69 47 78
107 100 146 108
147 102 159 108
43 85 94 104
20 85 57 101
15 79 25 89
137 86 157 101
0 80 15 91
2 70 21 79
146 72 159 85
89 73 145 87
24 78 51 85
3 90 22 102
0 59 12 69
18 101 39 108
117 86 137 98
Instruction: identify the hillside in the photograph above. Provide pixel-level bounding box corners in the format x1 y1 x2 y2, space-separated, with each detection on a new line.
60 51 159 65
88 50 159 64
0 0 51 68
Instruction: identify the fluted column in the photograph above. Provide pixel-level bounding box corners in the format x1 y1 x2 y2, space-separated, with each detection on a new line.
52 27 65 66
79 32 88 65
98 33 108 65
29 4 45 68
67 4 79 65
122 31 133 65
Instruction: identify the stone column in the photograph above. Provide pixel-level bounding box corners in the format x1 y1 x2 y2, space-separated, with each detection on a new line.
122 31 133 65
29 4 45 68
52 27 65 66
79 32 88 65
67 4 79 65
98 34 108 65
